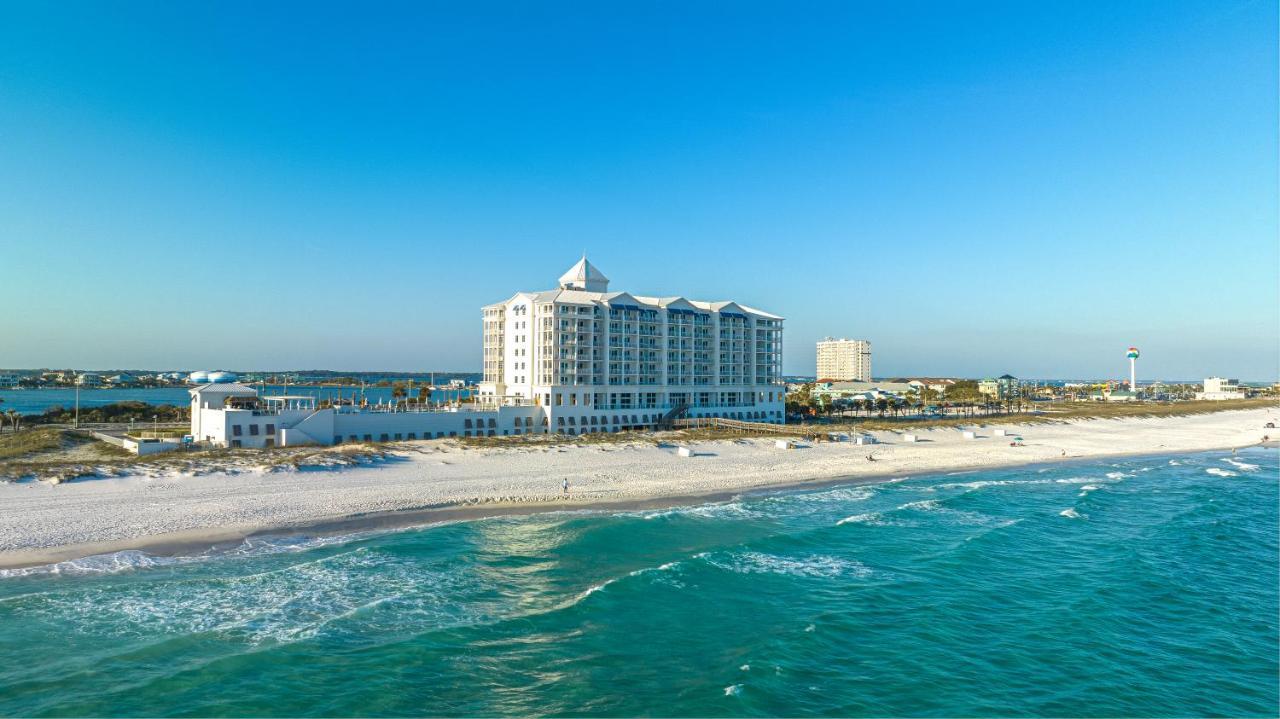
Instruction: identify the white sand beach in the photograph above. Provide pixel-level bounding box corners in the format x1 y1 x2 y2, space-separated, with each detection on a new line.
0 407 1275 569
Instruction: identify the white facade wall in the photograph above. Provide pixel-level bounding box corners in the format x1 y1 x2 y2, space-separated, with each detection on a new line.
1195 377 1246 401
816 338 871 382
1203 377 1241 394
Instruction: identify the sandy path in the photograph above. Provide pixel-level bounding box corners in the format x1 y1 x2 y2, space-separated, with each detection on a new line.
0 408 1275 568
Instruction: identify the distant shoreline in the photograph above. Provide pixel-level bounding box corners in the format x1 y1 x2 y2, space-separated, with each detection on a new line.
0 407 1275 572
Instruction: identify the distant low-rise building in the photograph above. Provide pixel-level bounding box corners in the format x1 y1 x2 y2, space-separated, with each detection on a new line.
1196 377 1246 401
979 374 1019 400
810 380 915 401
0 372 19 389
76 373 101 388
1092 388 1138 402
905 378 956 394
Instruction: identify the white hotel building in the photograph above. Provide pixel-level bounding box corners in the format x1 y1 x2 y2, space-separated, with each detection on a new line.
189 259 784 447
478 257 785 429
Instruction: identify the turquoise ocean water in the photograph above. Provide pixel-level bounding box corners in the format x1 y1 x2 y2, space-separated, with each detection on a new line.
1 449 1276 717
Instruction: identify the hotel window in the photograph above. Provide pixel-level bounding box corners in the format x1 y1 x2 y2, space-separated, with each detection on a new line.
408 433 416 440
363 435 372 441
380 434 389 442
249 425 259 436
232 425 242 436
231 439 241 448
394 433 402 440
266 424 275 434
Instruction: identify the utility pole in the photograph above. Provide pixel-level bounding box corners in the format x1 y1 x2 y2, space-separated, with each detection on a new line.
73 374 80 429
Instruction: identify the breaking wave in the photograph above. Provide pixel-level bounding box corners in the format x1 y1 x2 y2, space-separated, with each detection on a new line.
1223 458 1260 472
0 533 375 579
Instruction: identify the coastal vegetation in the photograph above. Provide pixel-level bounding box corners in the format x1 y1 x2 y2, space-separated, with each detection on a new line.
0 427 388 483
24 402 189 426
0 427 69 461
796 397 1277 431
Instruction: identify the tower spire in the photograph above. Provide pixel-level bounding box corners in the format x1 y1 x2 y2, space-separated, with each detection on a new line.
558 256 609 292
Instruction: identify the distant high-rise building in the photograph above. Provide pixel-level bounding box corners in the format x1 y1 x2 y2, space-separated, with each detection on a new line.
816 337 871 382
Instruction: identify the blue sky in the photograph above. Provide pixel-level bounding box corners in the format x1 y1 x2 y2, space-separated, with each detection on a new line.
1 1 1275 380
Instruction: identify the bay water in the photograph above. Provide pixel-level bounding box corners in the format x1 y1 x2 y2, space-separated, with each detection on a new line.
0 386 473 416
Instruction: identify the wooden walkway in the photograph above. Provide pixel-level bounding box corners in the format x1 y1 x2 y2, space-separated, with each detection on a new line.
672 417 799 435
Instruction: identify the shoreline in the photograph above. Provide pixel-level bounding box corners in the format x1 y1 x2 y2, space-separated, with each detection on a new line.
1 407 1276 571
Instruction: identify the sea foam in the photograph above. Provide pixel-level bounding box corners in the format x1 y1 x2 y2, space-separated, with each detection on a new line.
700 551 871 579
837 513 879 526
1223 458 1260 472
0 533 376 580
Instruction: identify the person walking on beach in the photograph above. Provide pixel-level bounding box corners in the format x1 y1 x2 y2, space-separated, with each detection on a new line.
562 477 569 496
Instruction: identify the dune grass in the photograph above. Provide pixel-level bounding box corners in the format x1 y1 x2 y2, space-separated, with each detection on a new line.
0 428 97 461
456 399 1280 446
808 398 1276 431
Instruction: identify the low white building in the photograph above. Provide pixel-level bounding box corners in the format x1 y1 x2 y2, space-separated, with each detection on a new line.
1196 377 1246 401
0 373 19 388
76 372 101 387
192 383 563 448
811 381 914 401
